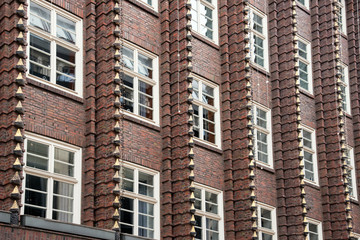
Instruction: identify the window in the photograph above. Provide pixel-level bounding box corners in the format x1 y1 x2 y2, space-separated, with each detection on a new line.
191 0 218 43
194 185 224 240
254 104 273 167
297 0 309 8
308 219 323 240
297 38 313 93
250 7 269 70
27 0 83 96
121 43 159 124
302 126 318 184
338 63 351 114
338 0 347 34
353 233 360 240
119 163 160 239
138 0 158 11
257 203 277 240
345 147 357 199
22 133 81 224
192 77 221 146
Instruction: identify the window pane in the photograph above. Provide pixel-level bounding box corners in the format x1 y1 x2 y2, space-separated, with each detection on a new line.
123 47 134 70
203 109 215 121
253 13 263 34
206 218 219 231
262 233 273 240
195 215 202 240
57 15 76 43
138 54 153 79
53 211 73 222
139 201 154 217
121 197 134 211
53 196 73 212
298 41 307 59
26 174 47 192
121 75 134 113
139 106 153 119
57 45 76 63
261 208 272 229
206 203 218 214
27 140 49 157
53 181 74 197
120 197 134 234
54 148 74 176
30 2 51 32
25 206 46 218
139 172 154 196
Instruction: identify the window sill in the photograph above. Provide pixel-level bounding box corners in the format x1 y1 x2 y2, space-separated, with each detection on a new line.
297 3 310 14
122 111 161 132
250 63 271 77
255 162 275 173
27 77 84 103
0 211 10 224
192 31 220 50
304 180 320 190
194 138 222 154
20 215 115 239
126 0 159 18
299 88 315 99
350 197 359 205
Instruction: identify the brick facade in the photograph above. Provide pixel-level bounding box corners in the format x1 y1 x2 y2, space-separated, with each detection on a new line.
1 0 360 239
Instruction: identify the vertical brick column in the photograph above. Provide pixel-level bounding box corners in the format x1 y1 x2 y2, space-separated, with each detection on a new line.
160 0 193 238
0 0 27 224
83 0 97 226
348 2 360 237
94 0 116 229
223 0 253 239
160 0 173 237
270 0 305 239
219 0 234 238
314 0 348 238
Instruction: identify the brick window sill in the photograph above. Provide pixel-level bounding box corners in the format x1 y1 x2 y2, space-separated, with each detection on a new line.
126 0 159 18
194 138 223 154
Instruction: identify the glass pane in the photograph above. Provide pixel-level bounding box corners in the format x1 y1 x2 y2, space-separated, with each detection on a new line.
57 45 75 63
206 202 218 214
53 181 74 197
30 63 51 81
30 2 51 32
120 224 133 234
123 48 134 71
30 48 50 67
121 197 134 211
139 184 154 197
25 190 47 207
139 228 154 238
56 73 75 90
123 74 134 89
53 211 72 222
25 206 46 218
54 161 74 176
202 84 214 96
121 210 133 224
55 148 74 164
203 131 215 143
53 196 73 212
205 191 217 203
139 106 153 119
26 174 47 192
195 215 202 240
139 201 154 215
26 154 48 170
139 94 153 108
57 15 76 43
262 233 273 240
123 167 134 180
139 215 154 228
309 223 317 232
27 140 49 157
206 218 219 231
139 81 153 96
139 172 154 185
203 109 215 121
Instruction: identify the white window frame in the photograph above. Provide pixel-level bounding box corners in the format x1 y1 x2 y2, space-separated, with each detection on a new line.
302 125 319 185
297 36 313 94
339 63 351 114
21 132 82 224
257 202 277 240
346 146 358 200
191 0 219 44
194 183 225 240
339 0 347 35
249 6 269 71
122 41 160 126
120 162 160 239
253 103 273 168
192 75 221 148
26 0 83 97
297 0 309 8
353 233 360 240
308 218 323 240
138 0 158 11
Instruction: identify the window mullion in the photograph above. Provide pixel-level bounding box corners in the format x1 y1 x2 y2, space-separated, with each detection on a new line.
51 41 57 85
47 177 53 220
135 198 139 236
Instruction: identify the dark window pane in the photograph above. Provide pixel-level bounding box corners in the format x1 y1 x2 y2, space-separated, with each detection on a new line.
25 206 46 218
57 45 75 63
53 211 73 222
26 174 47 191
27 140 49 157
56 73 75 90
25 190 47 207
